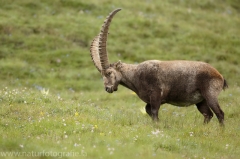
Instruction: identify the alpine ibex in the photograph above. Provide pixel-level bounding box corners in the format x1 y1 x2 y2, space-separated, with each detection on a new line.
90 9 228 125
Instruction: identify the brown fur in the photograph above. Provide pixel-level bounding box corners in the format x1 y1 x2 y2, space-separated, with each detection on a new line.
90 9 227 126
102 60 227 126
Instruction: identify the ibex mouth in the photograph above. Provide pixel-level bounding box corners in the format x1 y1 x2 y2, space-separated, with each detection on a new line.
105 86 118 93
105 86 113 93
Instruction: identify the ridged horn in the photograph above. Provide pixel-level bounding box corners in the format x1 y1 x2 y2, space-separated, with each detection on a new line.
98 8 121 71
90 35 102 72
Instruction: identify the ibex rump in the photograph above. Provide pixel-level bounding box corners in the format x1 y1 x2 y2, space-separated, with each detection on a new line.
90 9 228 125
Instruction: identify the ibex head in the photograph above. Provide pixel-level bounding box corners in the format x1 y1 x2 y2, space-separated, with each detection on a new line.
90 9 122 93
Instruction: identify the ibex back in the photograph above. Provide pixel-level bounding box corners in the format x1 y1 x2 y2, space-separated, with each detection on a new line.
90 9 228 126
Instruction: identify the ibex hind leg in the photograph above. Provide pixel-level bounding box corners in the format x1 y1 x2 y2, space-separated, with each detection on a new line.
206 98 224 126
200 79 225 126
196 100 213 124
201 91 225 126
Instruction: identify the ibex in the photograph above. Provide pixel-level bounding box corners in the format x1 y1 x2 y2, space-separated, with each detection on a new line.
90 9 228 125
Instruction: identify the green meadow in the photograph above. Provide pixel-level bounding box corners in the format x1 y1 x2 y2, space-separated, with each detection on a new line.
0 0 240 158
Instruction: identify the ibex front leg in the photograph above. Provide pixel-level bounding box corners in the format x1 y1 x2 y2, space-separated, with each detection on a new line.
149 92 161 121
145 103 152 117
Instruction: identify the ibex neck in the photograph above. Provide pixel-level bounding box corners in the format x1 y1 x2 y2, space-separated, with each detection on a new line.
119 63 138 93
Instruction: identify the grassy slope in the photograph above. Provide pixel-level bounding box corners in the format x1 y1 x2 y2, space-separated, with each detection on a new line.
0 0 240 158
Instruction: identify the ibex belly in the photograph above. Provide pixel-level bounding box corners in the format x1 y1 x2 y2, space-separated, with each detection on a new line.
167 91 203 107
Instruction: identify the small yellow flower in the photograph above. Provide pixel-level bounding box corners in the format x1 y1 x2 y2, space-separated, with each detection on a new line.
100 133 105 136
75 112 79 116
40 111 44 116
140 107 147 115
94 125 98 129
131 92 136 95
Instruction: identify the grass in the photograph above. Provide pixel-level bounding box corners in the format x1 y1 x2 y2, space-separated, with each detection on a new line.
0 0 240 158
1 87 240 159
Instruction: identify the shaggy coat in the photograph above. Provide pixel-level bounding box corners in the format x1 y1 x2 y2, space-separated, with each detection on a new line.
90 9 227 125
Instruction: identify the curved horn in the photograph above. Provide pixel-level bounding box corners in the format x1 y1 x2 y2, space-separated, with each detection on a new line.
99 8 121 70
90 35 102 72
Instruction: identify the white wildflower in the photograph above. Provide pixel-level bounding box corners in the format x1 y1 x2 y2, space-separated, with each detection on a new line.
189 132 194 137
151 129 161 135
41 88 49 96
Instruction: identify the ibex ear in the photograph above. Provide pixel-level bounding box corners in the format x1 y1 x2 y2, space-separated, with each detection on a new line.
116 60 122 70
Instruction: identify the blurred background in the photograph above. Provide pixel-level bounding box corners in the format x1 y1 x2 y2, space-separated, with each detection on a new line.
0 0 239 92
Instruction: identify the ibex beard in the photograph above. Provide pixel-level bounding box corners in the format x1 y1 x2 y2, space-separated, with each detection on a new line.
90 9 228 126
